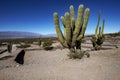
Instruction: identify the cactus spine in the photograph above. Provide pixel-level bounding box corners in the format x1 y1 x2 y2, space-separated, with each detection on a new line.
92 12 105 50
53 4 90 53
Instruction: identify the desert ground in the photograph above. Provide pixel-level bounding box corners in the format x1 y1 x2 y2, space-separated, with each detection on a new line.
0 37 120 80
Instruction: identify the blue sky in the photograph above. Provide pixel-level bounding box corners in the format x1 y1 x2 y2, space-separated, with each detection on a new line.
0 0 120 35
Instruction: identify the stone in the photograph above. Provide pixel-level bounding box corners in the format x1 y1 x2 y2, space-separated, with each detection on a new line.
14 50 25 65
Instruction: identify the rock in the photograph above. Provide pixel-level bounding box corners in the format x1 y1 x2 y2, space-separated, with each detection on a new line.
14 50 25 65
16 65 19 67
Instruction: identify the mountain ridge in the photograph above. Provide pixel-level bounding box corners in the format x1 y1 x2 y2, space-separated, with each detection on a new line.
0 31 57 39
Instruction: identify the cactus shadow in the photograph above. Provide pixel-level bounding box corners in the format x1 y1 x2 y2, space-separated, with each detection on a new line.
0 55 14 60
100 47 115 50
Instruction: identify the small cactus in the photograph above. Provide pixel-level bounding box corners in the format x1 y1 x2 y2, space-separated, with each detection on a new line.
53 4 90 53
92 12 105 50
38 38 41 46
7 42 12 53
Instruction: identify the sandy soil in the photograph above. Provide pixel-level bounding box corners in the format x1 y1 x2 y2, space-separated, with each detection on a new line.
0 40 120 80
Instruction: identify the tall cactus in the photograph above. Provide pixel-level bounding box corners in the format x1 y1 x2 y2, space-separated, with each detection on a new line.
92 12 105 50
53 4 90 53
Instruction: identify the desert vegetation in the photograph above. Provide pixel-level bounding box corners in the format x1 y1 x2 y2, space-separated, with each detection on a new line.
42 39 53 50
91 12 105 50
54 4 90 59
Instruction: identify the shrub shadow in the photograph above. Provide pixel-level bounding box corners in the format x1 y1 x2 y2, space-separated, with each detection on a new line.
44 47 54 50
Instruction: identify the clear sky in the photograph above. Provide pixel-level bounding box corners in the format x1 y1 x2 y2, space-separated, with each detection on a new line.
0 0 120 35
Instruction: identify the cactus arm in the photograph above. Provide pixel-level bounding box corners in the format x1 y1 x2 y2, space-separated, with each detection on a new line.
61 16 65 26
74 4 84 35
71 18 75 31
70 5 75 31
64 12 72 46
77 35 83 41
53 12 68 47
99 26 101 35
101 19 105 36
95 12 100 38
72 5 84 46
61 16 66 37
77 8 90 40
70 5 75 19
95 26 99 38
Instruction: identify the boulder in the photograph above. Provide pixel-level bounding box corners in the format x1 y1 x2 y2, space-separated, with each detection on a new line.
14 50 25 65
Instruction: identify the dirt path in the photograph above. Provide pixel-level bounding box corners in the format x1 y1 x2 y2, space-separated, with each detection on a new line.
0 44 120 80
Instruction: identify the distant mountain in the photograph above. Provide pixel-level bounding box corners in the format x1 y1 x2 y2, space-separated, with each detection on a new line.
0 31 57 39
0 31 41 39
43 34 57 37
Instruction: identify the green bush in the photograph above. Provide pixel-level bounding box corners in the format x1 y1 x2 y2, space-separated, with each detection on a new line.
38 38 41 46
43 40 52 48
17 44 31 48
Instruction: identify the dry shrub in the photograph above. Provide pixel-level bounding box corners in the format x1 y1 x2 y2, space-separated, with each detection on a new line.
68 51 90 59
